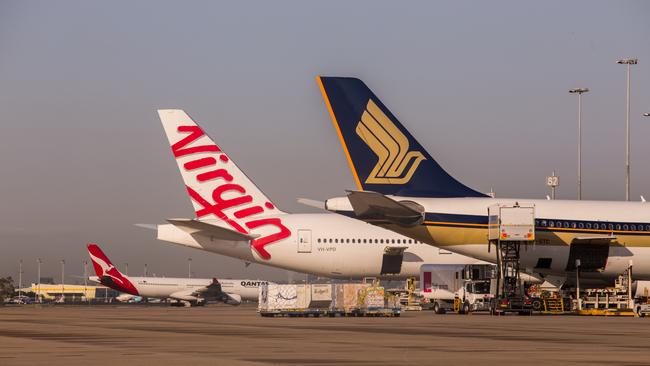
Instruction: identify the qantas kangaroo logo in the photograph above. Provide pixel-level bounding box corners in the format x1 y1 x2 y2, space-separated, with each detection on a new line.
87 244 139 295
356 100 426 184
171 125 290 260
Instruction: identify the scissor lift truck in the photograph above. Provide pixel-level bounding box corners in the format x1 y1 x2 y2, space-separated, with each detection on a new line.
488 204 536 315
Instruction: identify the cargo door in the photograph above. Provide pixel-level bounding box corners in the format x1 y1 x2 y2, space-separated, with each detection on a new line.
381 247 406 275
297 229 312 253
565 237 612 271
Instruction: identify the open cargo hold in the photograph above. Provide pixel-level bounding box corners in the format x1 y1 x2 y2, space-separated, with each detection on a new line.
259 283 400 317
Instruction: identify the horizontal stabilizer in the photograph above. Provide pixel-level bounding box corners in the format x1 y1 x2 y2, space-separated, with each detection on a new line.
346 190 424 227
167 219 260 241
296 198 326 210
134 223 158 230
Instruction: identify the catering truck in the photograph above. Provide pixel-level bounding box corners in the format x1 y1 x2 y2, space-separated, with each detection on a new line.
419 264 495 314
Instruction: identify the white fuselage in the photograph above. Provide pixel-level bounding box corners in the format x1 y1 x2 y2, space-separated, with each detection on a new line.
158 213 484 279
91 276 264 302
327 196 650 284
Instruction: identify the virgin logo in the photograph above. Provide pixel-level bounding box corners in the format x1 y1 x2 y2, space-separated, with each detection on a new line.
172 125 290 260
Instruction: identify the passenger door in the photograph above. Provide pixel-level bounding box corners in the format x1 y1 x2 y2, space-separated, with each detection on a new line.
297 229 312 253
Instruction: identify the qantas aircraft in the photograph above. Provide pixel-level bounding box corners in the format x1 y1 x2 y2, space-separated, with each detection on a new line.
87 244 264 306
151 109 485 280
317 76 650 286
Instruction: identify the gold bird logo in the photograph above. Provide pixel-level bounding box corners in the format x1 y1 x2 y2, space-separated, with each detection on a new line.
356 100 426 184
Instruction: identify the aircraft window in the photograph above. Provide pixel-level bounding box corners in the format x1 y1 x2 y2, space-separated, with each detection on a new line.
623 224 629 231
608 224 614 230
363 239 367 243
600 223 607 230
329 239 332 243
541 220 547 227
374 239 378 244
556 221 562 228
317 238 321 243
335 239 338 243
585 223 591 229
646 225 650 231
548 221 554 227
631 225 636 231
578 223 584 229
571 222 577 228
351 239 355 243
346 239 350 244
380 239 384 244
391 239 395 244
615 224 621 231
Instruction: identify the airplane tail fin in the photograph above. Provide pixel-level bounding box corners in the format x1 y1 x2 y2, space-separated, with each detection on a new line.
87 243 120 278
87 243 138 295
317 76 486 198
158 109 285 223
157 110 291 260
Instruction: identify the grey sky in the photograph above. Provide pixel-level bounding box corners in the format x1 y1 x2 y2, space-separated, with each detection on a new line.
1 1 649 283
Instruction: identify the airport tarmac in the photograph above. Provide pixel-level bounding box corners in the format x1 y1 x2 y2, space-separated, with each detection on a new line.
1 304 649 366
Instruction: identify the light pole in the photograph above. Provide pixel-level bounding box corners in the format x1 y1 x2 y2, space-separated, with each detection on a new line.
37 258 42 303
83 260 88 303
569 88 589 200
61 259 65 303
617 58 637 201
18 259 23 299
188 257 192 279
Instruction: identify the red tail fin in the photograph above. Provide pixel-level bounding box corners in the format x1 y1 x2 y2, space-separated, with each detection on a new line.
87 243 115 277
86 243 139 295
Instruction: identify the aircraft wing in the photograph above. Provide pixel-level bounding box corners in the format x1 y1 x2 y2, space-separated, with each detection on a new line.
169 279 224 302
167 218 260 241
191 279 224 299
346 190 424 227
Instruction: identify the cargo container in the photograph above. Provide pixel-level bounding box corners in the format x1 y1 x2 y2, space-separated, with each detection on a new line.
259 284 310 312
333 283 370 312
309 284 333 308
259 283 399 317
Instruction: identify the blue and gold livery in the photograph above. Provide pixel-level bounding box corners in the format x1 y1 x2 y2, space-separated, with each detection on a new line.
317 76 486 198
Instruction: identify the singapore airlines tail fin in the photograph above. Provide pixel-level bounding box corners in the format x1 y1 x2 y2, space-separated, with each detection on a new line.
317 76 486 198
157 110 291 260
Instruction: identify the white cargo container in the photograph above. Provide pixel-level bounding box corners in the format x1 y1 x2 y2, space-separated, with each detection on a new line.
488 204 535 241
259 284 311 311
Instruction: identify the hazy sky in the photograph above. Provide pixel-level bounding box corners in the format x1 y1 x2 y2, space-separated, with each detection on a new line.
1 1 649 283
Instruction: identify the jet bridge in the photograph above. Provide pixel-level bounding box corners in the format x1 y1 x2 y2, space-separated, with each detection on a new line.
488 204 536 315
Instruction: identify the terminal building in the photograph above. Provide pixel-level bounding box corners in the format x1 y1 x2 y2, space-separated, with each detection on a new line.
24 283 121 302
